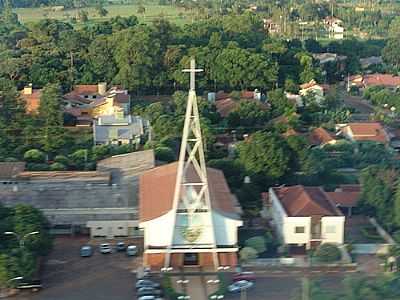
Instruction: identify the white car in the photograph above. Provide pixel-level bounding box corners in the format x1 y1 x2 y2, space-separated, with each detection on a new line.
99 243 112 254
126 245 137 256
138 296 163 300
228 280 254 293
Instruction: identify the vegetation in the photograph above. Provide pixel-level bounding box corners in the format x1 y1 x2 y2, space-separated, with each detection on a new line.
314 243 341 263
0 204 52 288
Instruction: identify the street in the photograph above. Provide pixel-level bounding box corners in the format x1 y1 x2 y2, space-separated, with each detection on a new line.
12 237 358 300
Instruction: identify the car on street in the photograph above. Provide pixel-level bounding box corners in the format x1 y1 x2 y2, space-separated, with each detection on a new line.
80 245 93 257
116 241 126 252
137 287 163 297
138 296 164 300
126 245 137 256
228 280 254 293
99 243 112 254
233 271 256 282
136 279 160 289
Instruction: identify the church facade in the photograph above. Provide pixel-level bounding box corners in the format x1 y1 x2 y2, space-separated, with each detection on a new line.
139 163 242 269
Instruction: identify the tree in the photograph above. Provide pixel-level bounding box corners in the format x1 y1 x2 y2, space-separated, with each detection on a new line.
239 247 258 262
137 5 146 18
38 83 65 156
95 3 108 17
237 131 291 181
154 146 175 162
227 101 270 128
314 243 341 263
245 236 266 254
77 9 89 22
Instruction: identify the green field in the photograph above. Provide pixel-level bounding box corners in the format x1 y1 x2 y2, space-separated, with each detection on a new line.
14 4 199 26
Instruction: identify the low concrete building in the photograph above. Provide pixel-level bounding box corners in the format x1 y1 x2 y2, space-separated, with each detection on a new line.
337 122 390 144
0 150 155 238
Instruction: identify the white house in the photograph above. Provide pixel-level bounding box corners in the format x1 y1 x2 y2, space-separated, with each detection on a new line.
299 80 325 104
269 185 345 251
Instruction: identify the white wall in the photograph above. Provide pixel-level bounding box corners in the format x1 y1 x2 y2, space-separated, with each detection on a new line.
321 216 345 244
283 217 311 245
87 220 139 238
140 210 242 248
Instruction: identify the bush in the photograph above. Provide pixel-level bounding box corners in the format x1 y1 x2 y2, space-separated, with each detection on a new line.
245 236 266 254
24 149 46 163
50 162 67 171
314 243 341 263
54 155 70 166
239 247 258 262
69 149 89 169
155 146 175 162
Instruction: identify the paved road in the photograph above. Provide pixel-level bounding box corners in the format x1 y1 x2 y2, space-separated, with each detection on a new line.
14 237 140 300
343 95 375 114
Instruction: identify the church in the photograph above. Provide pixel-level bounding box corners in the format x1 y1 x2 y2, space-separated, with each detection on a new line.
139 59 242 269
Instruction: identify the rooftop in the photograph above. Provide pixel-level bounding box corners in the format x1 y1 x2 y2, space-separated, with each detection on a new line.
272 185 342 217
139 162 240 222
308 127 336 146
341 122 389 143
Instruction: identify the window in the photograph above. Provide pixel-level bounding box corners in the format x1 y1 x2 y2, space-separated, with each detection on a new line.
295 226 305 234
325 225 336 234
118 226 123 230
96 227 102 230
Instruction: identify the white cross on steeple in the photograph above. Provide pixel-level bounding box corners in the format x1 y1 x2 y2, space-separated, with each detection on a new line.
182 58 203 91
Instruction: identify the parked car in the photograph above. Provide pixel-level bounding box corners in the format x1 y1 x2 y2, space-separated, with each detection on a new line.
137 287 163 297
99 243 112 254
116 242 126 252
228 280 254 293
80 245 93 257
126 245 137 256
138 296 164 300
232 271 256 282
136 280 160 289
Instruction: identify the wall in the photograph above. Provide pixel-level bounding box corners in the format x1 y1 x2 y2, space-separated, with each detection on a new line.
269 188 287 241
283 217 311 245
321 216 345 244
87 220 140 238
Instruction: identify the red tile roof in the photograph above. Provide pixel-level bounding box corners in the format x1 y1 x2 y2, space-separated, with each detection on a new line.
215 98 267 118
343 122 389 143
272 185 342 217
20 89 42 113
73 85 99 94
309 127 336 146
326 191 359 207
139 162 239 222
363 74 400 88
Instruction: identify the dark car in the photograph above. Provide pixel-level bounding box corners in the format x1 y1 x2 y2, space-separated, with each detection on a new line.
116 242 126 252
136 280 160 289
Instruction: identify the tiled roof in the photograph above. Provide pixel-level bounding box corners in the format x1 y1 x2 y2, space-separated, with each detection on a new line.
363 74 400 88
344 122 389 143
309 127 335 145
139 162 239 222
215 98 267 118
326 192 359 207
272 185 342 217
300 80 321 90
20 90 42 113
0 162 25 179
73 85 99 94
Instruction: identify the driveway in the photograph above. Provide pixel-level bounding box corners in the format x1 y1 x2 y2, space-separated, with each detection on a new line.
14 236 141 300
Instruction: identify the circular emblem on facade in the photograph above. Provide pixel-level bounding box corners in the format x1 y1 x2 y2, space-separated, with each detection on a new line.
181 226 203 243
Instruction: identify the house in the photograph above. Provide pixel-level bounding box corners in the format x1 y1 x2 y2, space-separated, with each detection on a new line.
347 74 400 90
269 185 345 250
263 18 281 34
214 90 267 118
337 122 390 144
64 107 93 127
20 84 42 114
64 83 131 115
285 92 303 107
139 162 243 268
324 17 344 40
93 113 146 146
299 80 325 103
308 127 337 147
360 56 383 69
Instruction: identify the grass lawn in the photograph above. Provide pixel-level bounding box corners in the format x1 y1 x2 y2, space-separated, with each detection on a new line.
14 4 199 26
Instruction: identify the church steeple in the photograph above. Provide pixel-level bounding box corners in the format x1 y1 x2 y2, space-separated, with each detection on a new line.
164 58 219 269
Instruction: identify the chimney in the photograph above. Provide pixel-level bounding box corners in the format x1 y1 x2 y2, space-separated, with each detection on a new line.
98 82 107 96
23 83 33 95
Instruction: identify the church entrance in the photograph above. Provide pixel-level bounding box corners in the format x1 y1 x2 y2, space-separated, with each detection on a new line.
183 253 199 266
